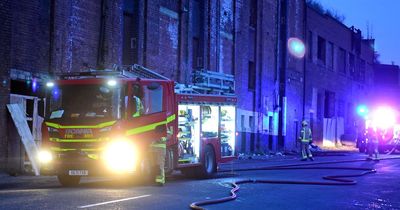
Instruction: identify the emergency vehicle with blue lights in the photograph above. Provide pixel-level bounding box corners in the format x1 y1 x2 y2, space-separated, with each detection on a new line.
356 105 400 153
38 65 237 186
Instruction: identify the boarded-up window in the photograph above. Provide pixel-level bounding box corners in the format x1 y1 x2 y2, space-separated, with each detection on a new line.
327 42 334 69
249 0 257 27
337 100 345 117
248 61 255 90
317 36 326 63
337 48 346 74
308 31 313 60
349 53 355 78
122 0 138 64
324 91 335 118
360 59 366 82
192 0 203 69
192 37 200 69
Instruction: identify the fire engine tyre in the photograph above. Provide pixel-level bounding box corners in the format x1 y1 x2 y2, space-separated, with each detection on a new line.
379 145 389 154
198 145 216 179
359 143 366 153
181 145 216 179
57 175 81 187
137 157 154 184
165 148 175 176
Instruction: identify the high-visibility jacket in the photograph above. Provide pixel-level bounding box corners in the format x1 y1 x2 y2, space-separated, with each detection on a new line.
300 127 312 143
132 96 144 117
151 137 167 149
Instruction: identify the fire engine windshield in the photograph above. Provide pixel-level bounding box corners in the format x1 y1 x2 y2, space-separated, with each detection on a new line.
48 84 122 121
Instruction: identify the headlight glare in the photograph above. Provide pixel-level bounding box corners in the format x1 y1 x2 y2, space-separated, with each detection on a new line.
103 140 137 172
38 150 53 164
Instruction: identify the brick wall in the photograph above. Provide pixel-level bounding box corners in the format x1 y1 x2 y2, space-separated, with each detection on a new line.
52 0 122 73
3 0 379 161
11 0 50 73
234 0 279 153
284 0 306 150
305 6 375 143
0 0 12 169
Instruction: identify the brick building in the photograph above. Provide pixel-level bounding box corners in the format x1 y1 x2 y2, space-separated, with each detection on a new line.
304 5 375 147
0 0 383 172
372 64 400 107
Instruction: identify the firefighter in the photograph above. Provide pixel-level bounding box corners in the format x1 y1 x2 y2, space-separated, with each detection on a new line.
132 84 144 117
366 127 379 160
299 120 314 161
151 136 167 185
132 96 144 117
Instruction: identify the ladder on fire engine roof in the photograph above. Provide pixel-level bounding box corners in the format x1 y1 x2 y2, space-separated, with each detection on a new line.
113 64 171 80
57 64 171 80
115 64 235 96
58 64 235 95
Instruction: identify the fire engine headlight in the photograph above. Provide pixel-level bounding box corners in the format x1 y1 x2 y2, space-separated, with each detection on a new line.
103 140 137 172
38 150 53 164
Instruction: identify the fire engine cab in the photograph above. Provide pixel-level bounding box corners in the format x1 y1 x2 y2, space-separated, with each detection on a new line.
38 65 236 186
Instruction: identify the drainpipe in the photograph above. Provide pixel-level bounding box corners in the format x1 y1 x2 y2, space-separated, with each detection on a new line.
257 0 264 152
278 0 288 150
97 0 106 69
48 0 55 76
302 0 307 119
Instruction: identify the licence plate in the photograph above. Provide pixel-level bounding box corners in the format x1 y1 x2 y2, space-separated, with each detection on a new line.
68 170 89 176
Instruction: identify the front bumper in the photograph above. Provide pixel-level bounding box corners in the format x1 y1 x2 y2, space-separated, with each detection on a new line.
40 151 137 176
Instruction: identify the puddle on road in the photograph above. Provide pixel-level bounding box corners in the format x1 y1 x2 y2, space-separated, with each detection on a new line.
353 198 395 209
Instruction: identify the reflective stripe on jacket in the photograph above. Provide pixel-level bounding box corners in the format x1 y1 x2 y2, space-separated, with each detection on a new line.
300 127 312 142
151 137 167 148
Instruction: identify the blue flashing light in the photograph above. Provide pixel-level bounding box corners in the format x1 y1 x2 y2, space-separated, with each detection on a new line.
356 105 368 117
52 88 60 100
287 37 306 58
32 78 38 92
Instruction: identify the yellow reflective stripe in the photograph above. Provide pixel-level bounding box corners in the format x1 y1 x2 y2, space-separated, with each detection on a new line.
126 114 176 136
49 138 101 143
81 148 103 152
160 137 167 142
50 147 103 152
178 159 191 163
45 121 116 129
50 147 75 152
126 121 166 136
166 114 176 123
151 144 166 148
87 154 99 160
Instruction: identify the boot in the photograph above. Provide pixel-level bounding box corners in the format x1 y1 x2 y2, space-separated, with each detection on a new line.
155 175 165 186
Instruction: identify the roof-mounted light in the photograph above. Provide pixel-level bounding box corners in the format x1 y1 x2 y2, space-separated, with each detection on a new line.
107 79 117 87
46 81 55 88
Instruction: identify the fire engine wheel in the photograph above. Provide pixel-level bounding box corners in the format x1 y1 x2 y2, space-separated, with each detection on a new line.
181 145 216 179
198 145 216 178
165 148 175 176
137 157 154 184
359 143 366 153
378 145 389 154
57 175 81 187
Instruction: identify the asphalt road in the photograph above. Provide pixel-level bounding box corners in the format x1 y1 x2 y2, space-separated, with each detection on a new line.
1 153 400 210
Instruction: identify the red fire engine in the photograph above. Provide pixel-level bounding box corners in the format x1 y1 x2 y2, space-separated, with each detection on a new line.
38 65 236 186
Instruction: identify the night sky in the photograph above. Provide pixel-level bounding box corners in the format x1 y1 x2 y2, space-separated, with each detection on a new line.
318 0 400 66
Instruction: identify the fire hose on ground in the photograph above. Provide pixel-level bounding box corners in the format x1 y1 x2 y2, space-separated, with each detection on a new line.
189 157 400 210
